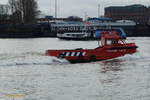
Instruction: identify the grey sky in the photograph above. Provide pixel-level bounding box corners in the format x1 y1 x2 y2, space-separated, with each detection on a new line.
0 0 150 18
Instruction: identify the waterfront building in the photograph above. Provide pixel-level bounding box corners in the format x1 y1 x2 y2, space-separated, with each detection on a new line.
51 17 136 36
105 4 149 24
37 16 136 37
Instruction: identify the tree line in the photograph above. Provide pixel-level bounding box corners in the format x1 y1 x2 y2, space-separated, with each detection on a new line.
0 0 40 24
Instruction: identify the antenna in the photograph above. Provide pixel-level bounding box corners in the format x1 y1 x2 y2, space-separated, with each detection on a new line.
55 0 58 35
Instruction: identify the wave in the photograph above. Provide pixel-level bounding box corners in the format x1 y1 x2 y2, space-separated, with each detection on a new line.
0 52 69 67
100 51 150 66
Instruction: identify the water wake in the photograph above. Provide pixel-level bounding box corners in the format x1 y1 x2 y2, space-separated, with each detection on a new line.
0 52 69 67
0 49 149 67
100 51 150 66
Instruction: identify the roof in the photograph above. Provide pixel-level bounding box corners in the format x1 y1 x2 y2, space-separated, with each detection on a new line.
87 17 113 21
116 20 135 23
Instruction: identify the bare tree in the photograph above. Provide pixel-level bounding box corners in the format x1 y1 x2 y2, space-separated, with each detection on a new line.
16 0 40 24
8 0 16 14
0 4 9 24
8 0 40 24
8 0 22 24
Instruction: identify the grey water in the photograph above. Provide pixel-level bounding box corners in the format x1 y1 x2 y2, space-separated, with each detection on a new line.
0 37 150 100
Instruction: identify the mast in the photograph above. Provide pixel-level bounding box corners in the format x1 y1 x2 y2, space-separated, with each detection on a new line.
55 0 57 19
98 4 100 18
49 0 51 16
55 0 58 35
84 12 88 33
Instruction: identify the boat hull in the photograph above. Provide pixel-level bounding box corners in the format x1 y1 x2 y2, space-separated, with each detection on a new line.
46 43 138 63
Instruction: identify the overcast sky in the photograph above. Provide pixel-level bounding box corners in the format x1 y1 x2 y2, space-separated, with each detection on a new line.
0 0 150 18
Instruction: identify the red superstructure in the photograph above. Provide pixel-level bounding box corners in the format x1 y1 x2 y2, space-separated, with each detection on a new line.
46 31 138 63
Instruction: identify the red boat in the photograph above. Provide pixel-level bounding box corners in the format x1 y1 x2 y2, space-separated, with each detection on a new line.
46 31 138 63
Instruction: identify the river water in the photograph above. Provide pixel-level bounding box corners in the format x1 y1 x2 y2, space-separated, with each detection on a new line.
0 37 150 100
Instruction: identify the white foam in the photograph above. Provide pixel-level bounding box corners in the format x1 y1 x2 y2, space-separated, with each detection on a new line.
0 53 69 67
